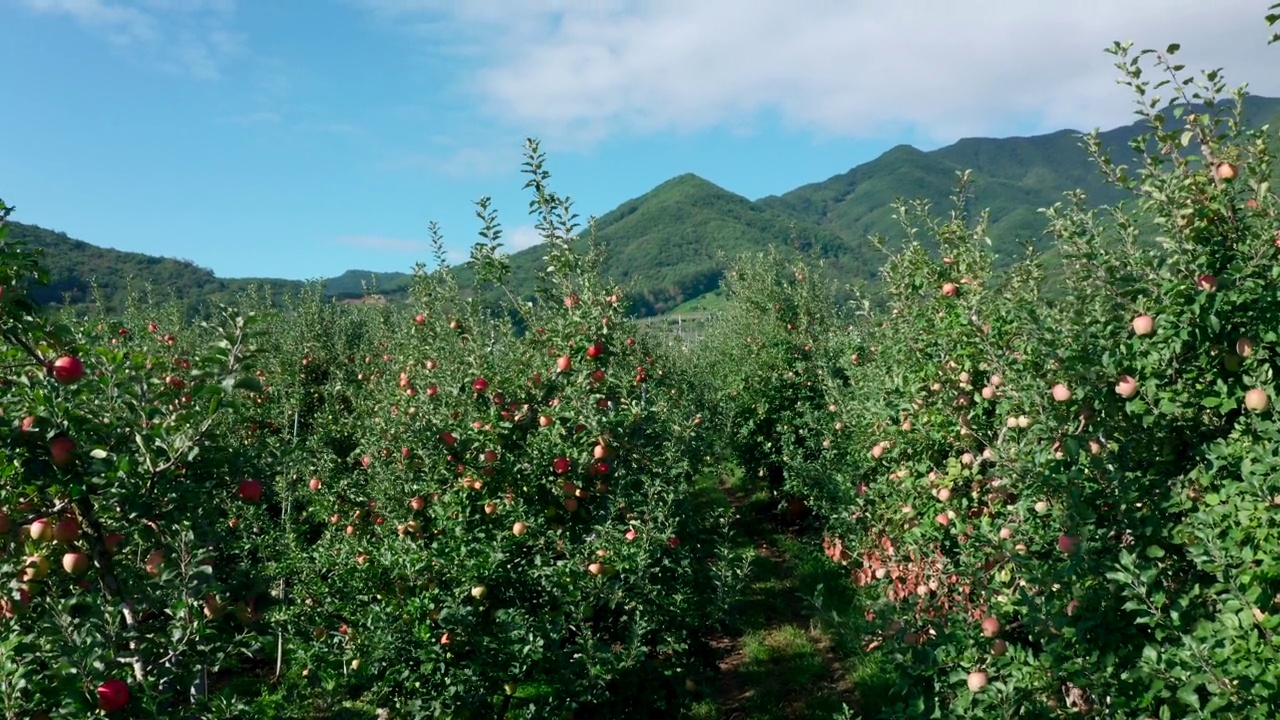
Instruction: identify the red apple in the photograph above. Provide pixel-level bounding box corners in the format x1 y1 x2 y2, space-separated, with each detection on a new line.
53 516 79 544
96 679 130 712
309 477 322 491
29 518 53 543
62 552 89 575
238 479 262 503
966 671 988 693
625 528 637 541
1051 383 1071 402
49 436 76 468
980 616 1001 637
556 355 572 373
1245 388 1269 412
552 457 571 475
1057 534 1079 555
414 314 426 325
473 377 489 392
1115 375 1138 399
941 282 957 297
512 521 527 536
50 355 85 384
1215 161 1238 181
1131 314 1154 336
587 342 604 359
1197 274 1217 292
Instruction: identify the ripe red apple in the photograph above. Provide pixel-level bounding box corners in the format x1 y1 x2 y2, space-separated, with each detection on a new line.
967 671 988 693
512 521 527 536
1115 375 1138 399
473 377 489 392
440 432 456 446
941 282 958 297
552 457 571 475
1215 161 1238 181
1236 338 1254 357
1051 383 1071 402
414 314 426 325
1131 314 1154 336
1245 388 1269 412
980 616 1001 637
587 342 604 359
23 555 49 581
410 496 426 512
1057 534 1079 555
991 639 1008 656
238 479 263 503
1197 274 1217 292
668 536 680 548
53 517 79 544
146 550 165 576
49 436 76 468
935 512 950 526
96 679 130 712
62 552 89 575
29 518 53 543
587 562 605 575
50 355 85 384
309 477 322 491
625 528 637 542
556 355 572 373
104 533 124 554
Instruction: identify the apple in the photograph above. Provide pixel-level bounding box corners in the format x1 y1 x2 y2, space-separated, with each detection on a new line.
587 562 605 575
1131 314 1154 336
104 533 124 554
1115 375 1138 398
1051 383 1071 402
1197 274 1217 292
556 355 572 373
96 679 130 712
410 496 426 512
29 518 53 543
552 457 571 475
473 377 489 392
625 528 637 542
998 526 1013 540
989 373 1003 387
1236 338 1254 357
53 517 79 544
991 639 1008 656
966 671 988 693
484 502 497 515
50 355 85 384
935 512 950 526
49 436 76 468
587 342 604 359
414 314 426 325
23 555 49 581
238 479 263 503
62 552 89 575
512 521 528 536
470 585 488 600
309 477 322 491
1245 388 1269 412
1057 534 1080 555
980 616 1001 637
146 549 166 576
941 282 958 297
1034 501 1050 514
936 487 952 502
1215 161 1238 181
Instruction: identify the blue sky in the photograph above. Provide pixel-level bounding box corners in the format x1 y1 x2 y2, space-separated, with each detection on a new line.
3 0 1277 281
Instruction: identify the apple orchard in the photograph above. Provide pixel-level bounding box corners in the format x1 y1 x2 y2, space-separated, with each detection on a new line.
5 20 1280 720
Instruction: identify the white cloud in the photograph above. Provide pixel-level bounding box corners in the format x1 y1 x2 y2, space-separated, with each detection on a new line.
18 0 244 80
506 225 544 252
353 0 1280 147
334 235 429 253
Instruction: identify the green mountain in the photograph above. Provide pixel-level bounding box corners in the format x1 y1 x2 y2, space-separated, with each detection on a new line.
6 95 1279 318
756 95 1280 256
3 221 416 315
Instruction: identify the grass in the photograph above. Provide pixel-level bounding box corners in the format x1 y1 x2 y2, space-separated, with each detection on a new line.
682 468 896 720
